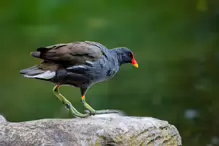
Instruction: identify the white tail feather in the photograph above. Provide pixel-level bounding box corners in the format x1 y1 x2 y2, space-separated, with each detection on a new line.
24 71 56 79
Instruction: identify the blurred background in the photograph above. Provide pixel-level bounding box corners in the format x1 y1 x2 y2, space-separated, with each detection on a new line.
0 0 219 145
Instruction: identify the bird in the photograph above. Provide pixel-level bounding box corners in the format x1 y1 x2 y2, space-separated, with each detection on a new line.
20 41 138 118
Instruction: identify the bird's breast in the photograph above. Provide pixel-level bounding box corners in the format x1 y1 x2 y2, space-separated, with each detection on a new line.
90 62 119 84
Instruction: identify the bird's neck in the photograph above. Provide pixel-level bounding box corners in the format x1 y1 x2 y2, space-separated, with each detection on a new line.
110 48 124 66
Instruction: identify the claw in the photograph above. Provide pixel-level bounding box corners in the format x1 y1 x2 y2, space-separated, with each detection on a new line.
85 110 95 116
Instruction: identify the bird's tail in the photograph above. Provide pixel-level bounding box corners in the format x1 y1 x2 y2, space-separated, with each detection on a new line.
20 65 56 80
30 51 41 58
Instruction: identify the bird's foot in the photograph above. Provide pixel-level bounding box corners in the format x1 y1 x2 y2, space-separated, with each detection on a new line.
85 109 124 116
95 109 121 115
85 110 96 116
63 102 90 118
81 100 96 115
53 86 90 118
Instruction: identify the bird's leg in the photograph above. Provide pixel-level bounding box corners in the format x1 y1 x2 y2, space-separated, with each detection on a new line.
80 88 96 115
80 88 121 115
53 85 89 118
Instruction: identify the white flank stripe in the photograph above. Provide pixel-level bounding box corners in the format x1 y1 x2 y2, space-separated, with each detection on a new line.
85 61 94 65
67 65 87 70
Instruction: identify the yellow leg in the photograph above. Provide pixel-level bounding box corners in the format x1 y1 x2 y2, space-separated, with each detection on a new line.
80 87 121 115
53 85 89 118
81 95 96 115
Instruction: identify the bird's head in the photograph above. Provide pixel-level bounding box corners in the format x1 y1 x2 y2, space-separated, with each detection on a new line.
113 47 138 68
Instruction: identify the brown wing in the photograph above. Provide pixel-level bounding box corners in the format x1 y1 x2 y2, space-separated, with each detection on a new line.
31 41 105 66
38 61 59 71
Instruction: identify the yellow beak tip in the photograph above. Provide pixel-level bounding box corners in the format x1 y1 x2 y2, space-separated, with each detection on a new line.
133 64 139 68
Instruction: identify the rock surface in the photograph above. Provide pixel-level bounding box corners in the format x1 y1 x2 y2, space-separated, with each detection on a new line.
0 115 6 124
0 114 181 146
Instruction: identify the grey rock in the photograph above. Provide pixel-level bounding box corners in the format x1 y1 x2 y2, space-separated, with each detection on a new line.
0 115 7 124
0 115 181 146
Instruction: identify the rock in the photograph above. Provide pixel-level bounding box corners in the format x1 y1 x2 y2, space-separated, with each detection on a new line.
0 115 181 146
0 115 7 124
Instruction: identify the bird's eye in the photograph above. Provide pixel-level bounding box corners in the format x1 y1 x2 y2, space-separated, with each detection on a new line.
128 53 133 58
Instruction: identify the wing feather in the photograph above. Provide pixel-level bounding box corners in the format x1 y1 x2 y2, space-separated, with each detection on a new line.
31 41 107 66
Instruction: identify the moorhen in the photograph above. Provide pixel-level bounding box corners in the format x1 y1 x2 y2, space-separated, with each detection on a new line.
20 41 138 118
